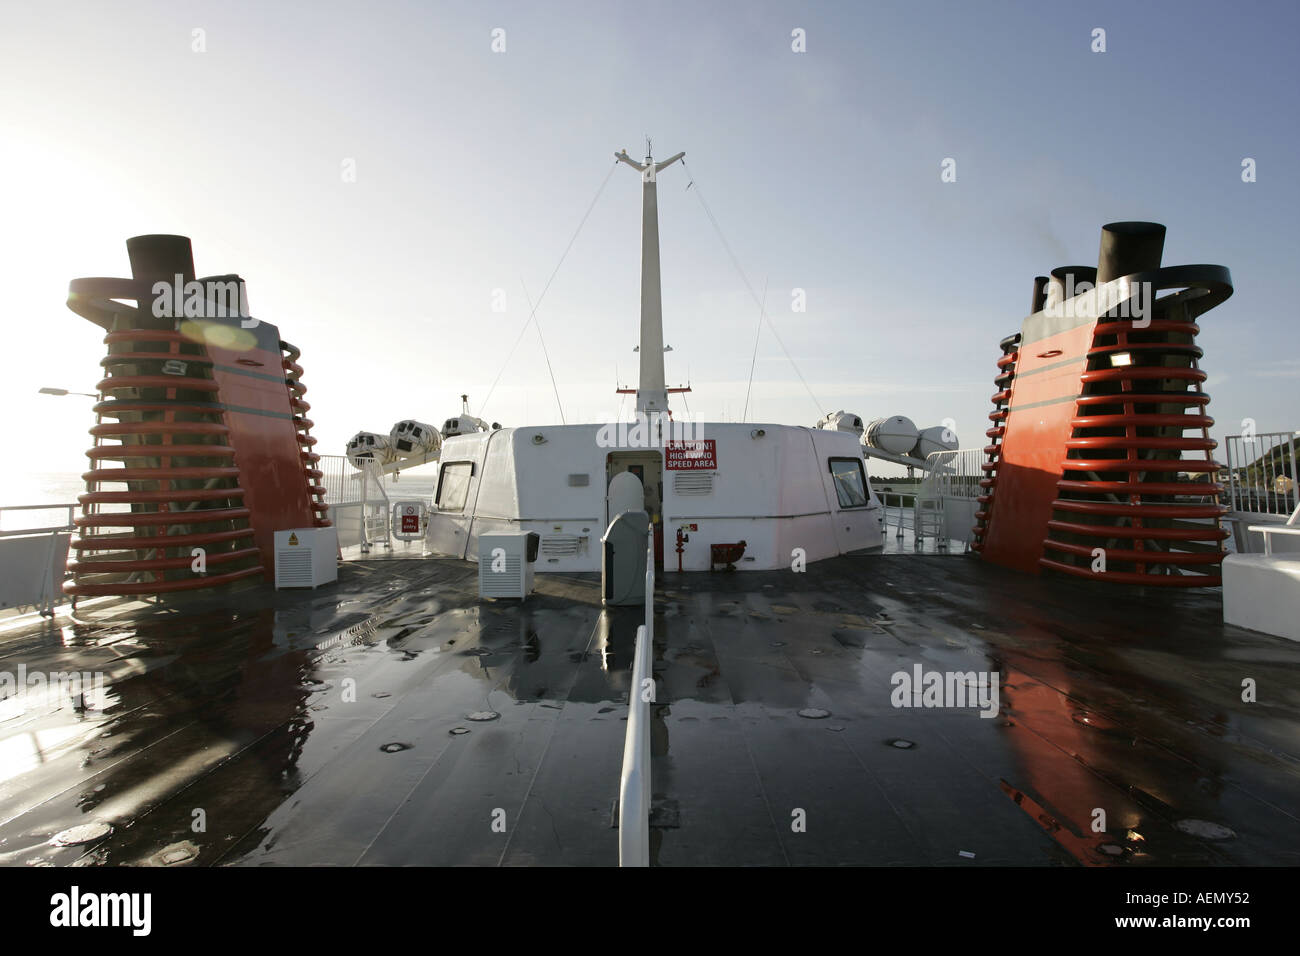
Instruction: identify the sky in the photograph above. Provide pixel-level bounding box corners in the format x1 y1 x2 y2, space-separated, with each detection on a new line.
1 0 1297 496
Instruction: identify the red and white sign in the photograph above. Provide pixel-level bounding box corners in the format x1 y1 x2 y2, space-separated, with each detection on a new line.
396 503 422 536
666 439 717 470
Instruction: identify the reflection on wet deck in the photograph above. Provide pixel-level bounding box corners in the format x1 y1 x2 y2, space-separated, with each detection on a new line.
1 552 1298 866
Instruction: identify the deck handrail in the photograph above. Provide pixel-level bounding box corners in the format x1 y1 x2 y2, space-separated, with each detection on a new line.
1248 502 1300 555
618 523 654 867
1224 431 1298 517
0 502 79 538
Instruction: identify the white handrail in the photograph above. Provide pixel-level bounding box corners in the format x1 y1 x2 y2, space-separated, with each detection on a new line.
1249 501 1300 556
0 503 78 538
617 524 655 867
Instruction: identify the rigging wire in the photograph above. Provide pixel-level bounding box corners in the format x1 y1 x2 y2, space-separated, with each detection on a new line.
520 277 565 424
481 159 618 417
742 276 768 422
680 158 825 419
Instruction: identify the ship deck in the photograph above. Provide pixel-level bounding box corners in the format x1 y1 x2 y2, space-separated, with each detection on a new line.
2 550 1298 867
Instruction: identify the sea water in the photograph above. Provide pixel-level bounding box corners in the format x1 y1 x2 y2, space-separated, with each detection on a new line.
0 472 86 533
0 468 442 534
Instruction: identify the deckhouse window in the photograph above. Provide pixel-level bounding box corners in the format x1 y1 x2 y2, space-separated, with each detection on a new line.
436 461 474 512
829 457 868 509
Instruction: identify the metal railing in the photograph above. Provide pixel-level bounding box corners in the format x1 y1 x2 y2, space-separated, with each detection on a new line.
0 503 79 538
874 490 915 539
1251 502 1300 555
618 524 654 867
921 448 985 500
1224 431 1298 517
915 448 985 548
319 454 358 505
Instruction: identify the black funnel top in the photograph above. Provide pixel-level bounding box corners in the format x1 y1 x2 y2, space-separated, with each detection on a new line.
1096 222 1165 284
126 234 195 283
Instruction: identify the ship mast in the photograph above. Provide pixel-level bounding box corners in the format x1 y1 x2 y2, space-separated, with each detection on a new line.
615 141 684 415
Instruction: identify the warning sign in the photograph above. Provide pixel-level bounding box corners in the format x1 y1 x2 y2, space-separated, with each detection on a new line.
393 501 425 539
400 505 419 534
666 439 717 470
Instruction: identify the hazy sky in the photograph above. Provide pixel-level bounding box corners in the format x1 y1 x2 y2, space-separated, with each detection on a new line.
2 0 1296 494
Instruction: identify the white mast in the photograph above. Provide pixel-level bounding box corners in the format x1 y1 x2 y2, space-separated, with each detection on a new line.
615 141 684 415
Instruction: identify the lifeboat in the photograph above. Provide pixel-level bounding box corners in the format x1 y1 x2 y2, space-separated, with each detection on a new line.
345 431 397 468
389 420 442 458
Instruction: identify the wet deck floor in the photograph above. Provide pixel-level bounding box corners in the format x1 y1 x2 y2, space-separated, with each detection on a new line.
1 552 1298 866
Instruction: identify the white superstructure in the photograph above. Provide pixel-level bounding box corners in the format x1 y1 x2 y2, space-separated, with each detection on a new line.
420 144 885 571
425 420 883 571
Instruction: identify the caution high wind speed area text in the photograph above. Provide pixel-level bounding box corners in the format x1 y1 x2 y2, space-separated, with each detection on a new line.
666 440 717 470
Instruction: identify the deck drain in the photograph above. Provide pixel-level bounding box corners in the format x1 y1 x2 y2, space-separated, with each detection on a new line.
466 711 499 721
50 822 113 846
827 725 845 732
151 842 199 866
798 708 831 719
449 727 470 735
1174 819 1235 840
886 738 916 749
372 692 392 699
380 742 412 753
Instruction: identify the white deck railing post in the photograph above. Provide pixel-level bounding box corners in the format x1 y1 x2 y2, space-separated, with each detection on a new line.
617 525 655 866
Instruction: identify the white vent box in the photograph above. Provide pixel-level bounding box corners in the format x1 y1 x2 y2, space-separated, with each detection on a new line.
478 531 539 599
275 527 338 589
